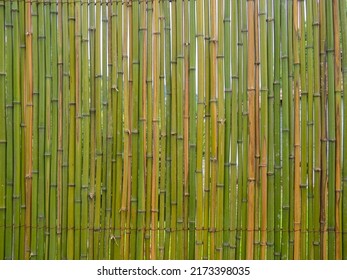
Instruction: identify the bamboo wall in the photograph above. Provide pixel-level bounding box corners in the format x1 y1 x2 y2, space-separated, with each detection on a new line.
0 0 347 260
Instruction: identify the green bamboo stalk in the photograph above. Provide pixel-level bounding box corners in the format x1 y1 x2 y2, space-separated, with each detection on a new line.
209 0 217 260
215 0 225 261
183 0 189 259
281 0 290 260
326 0 336 260
145 0 153 260
18 0 25 260
44 0 52 260
187 0 197 259
266 0 275 260
273 0 281 260
319 0 328 260
293 0 301 260
37 0 46 260
312 0 321 260
223 0 231 260
151 0 160 260
170 0 178 260
240 0 248 260
299 0 308 260
236 0 244 260
49 0 59 259
30 0 39 260
203 0 210 260
246 0 256 260
130 0 139 260
259 0 268 260
12 0 21 260
306 0 314 259
101 0 109 260
253 0 260 260
89 0 96 259
0 0 6 260
62 0 69 259
138 2 147 259
176 0 184 260
80 0 89 260
340 0 347 259
158 0 166 260
163 0 171 260
332 0 342 260
94 0 103 259
73 0 82 260
195 0 204 260
287 0 294 259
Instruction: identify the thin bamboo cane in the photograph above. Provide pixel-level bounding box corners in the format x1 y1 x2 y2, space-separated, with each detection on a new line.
81 0 89 260
266 0 275 260
281 0 290 260
203 0 210 260
312 0 321 260
339 0 347 259
326 0 336 260
273 0 282 260
158 0 166 260
176 0 184 260
299 0 308 260
259 0 268 260
183 0 189 259
195 0 205 260
307 0 314 259
293 0 301 260
0 0 6 260
152 0 160 260
49 0 59 259
145 0 153 260
240 0 248 260
332 0 342 260
44 0 52 260
319 0 328 260
163 0 171 260
223 0 231 260
88 0 96 260
188 0 197 261
246 0 256 260
37 0 46 260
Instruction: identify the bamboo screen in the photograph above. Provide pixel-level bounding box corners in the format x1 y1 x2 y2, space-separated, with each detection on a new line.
0 0 347 260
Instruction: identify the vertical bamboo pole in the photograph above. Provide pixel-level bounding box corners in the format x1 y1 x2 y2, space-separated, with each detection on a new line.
188 0 197 260
216 0 225 261
299 0 308 260
50 0 59 259
281 0 290 260
312 0 321 260
293 0 301 260
246 0 256 260
326 0 336 260
332 0 342 260
259 0 268 260
266 0 275 260
176 0 184 260
273 0 282 260
195 0 204 260
340 0 347 259
44 0 52 260
0 0 5 260
152 0 160 260
223 0 231 260
80 0 89 260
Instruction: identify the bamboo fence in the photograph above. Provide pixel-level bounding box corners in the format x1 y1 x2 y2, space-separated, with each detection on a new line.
1 0 347 260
